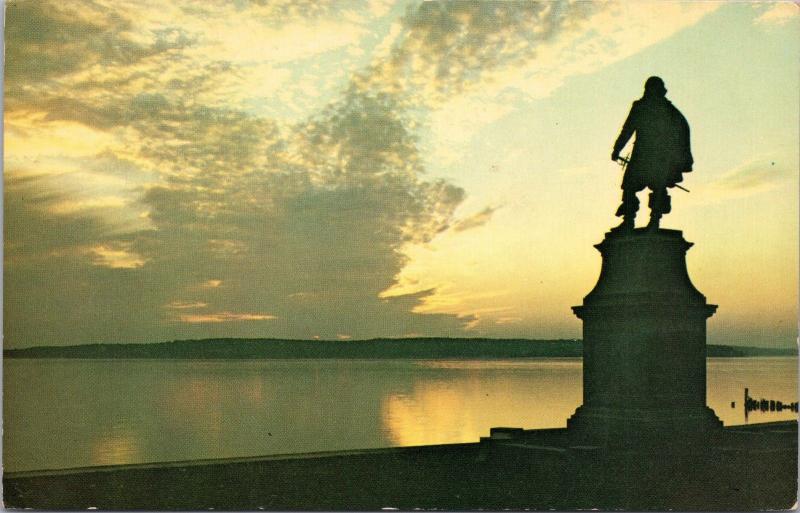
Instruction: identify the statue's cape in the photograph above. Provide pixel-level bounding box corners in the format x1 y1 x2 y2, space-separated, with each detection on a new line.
614 97 693 189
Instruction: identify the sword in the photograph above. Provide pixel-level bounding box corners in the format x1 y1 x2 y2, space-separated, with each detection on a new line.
615 154 690 193
616 152 631 172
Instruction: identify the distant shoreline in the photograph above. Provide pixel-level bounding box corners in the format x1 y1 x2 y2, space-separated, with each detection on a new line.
4 338 796 359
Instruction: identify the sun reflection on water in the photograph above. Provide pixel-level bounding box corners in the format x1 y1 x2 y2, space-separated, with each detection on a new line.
381 359 584 446
91 432 140 466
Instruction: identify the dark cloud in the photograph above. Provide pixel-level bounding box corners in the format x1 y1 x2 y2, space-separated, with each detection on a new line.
4 0 204 133
5 0 105 84
4 88 471 345
355 0 596 104
5 0 191 88
126 90 469 342
4 174 140 261
9 1 598 345
3 173 168 345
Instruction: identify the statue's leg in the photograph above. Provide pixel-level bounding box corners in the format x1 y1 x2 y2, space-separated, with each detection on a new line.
647 187 669 230
612 188 638 233
615 188 639 217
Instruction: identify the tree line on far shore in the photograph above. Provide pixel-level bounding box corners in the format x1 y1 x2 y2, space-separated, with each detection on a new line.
3 338 796 359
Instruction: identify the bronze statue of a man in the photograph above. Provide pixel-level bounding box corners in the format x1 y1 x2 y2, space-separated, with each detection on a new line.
611 76 693 232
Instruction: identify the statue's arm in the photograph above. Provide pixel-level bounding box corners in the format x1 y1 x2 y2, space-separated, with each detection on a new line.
612 103 637 159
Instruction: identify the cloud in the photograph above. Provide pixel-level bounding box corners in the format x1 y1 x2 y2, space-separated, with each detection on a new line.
488 1 720 100
3 183 168 344
687 153 796 206
755 2 797 26
89 244 148 269
347 1 720 169
712 155 796 195
4 174 139 263
452 206 499 232
176 312 277 324
354 1 597 107
4 0 372 128
165 301 208 309
4 9 471 346
3 0 722 346
353 1 719 109
716 158 793 191
5 1 149 86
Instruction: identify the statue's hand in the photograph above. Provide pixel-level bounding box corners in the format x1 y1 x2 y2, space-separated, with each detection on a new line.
611 151 620 162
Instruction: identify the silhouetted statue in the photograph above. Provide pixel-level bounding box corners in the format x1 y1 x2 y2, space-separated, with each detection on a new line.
610 77 693 232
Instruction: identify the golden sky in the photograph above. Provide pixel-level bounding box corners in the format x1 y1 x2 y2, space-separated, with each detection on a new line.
4 1 798 347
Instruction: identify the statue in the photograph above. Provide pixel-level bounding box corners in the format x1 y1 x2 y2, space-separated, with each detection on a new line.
610 77 693 232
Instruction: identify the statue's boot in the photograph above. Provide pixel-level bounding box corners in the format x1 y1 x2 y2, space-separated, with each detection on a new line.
646 214 661 232
647 189 667 232
611 216 634 234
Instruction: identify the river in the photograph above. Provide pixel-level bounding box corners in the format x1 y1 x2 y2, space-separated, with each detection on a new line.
4 357 796 472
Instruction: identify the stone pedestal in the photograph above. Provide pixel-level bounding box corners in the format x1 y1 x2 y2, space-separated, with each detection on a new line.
567 228 722 446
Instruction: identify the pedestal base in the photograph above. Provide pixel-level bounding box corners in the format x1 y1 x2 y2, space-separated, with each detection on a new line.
567 404 723 447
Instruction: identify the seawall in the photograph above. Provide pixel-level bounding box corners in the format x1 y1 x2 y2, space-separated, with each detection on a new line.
4 421 796 510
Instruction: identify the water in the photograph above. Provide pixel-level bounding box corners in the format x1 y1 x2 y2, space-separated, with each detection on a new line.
3 357 797 472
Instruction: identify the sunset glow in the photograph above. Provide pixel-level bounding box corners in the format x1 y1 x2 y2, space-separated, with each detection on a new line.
4 1 797 347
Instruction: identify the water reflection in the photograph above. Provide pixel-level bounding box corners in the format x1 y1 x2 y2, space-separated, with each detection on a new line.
382 359 582 446
91 432 140 467
743 387 799 420
706 357 798 424
3 357 797 472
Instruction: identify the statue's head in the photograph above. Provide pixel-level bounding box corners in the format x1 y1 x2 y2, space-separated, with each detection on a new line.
644 76 667 97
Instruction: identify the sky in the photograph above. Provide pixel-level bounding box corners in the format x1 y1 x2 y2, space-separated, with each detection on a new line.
3 0 798 348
